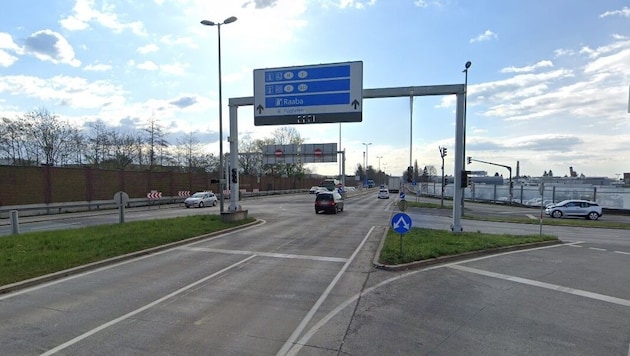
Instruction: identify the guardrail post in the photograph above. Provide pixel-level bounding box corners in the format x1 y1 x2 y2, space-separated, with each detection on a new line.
10 210 19 235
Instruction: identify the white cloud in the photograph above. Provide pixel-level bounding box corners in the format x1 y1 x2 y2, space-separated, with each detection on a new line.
470 30 498 43
553 48 575 57
23 30 81 67
84 63 112 71
160 62 187 75
0 50 18 67
60 0 147 36
0 74 126 111
137 60 159 71
599 6 630 18
137 43 159 54
0 33 22 67
160 35 198 49
500 60 554 73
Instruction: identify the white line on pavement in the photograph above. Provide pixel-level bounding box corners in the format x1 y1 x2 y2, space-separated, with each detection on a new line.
41 255 257 356
449 264 630 307
180 246 348 263
278 226 375 356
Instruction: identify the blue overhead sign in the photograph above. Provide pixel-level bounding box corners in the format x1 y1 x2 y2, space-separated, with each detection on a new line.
253 61 363 126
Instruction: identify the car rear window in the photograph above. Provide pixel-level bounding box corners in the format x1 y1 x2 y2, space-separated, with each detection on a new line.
316 193 333 201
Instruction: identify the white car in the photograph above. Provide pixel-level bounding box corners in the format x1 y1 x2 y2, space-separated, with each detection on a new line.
184 191 218 208
544 199 602 220
378 188 390 199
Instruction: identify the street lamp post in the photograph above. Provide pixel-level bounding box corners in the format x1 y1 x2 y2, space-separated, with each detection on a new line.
201 16 237 213
461 61 472 214
362 142 372 186
376 155 383 184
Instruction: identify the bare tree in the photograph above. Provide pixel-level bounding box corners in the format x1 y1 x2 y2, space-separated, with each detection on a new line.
0 117 30 165
25 109 76 166
85 119 111 168
143 117 168 170
238 134 263 176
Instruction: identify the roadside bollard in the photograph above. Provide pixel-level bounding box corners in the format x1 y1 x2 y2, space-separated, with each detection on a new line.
10 210 19 235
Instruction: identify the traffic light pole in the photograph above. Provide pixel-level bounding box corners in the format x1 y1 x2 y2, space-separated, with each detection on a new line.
467 157 513 203
439 146 447 208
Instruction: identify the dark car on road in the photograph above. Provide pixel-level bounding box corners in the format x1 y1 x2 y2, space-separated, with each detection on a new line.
314 191 344 214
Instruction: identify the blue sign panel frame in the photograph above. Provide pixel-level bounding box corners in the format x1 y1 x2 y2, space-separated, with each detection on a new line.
253 61 363 126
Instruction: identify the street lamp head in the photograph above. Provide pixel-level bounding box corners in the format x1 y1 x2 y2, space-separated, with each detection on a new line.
465 61 472 69
201 17 237 26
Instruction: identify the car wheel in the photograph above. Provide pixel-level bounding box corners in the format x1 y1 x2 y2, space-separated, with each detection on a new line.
551 210 562 218
185 205 190 208
212 200 217 206
199 202 204 208
587 212 599 220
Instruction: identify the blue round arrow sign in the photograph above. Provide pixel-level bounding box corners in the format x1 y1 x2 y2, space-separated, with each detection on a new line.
391 213 412 234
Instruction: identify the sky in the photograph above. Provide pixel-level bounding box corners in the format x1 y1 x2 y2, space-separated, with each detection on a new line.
1 0 629 179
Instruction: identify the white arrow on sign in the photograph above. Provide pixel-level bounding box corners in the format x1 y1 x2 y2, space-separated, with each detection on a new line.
392 216 410 230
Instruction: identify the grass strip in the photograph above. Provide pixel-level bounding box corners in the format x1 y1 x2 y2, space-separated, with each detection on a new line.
0 215 254 286
379 227 558 265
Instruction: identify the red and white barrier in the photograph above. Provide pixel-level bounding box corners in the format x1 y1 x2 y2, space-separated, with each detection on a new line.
147 191 162 199
178 191 190 197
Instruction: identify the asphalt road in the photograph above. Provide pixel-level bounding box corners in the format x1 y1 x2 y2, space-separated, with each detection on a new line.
1 193 630 355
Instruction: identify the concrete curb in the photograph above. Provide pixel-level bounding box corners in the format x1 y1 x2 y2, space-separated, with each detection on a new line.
0 219 264 295
372 228 564 272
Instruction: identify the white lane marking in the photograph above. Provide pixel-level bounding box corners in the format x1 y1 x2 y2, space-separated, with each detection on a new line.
449 264 630 307
181 246 348 263
278 226 376 356
614 251 630 256
0 219 266 301
588 247 607 251
287 241 581 353
526 214 537 220
41 255 257 356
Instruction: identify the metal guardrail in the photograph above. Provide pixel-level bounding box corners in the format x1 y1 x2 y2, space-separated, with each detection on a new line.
0 189 310 219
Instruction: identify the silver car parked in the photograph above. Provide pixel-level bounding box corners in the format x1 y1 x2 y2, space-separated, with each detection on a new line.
544 199 602 220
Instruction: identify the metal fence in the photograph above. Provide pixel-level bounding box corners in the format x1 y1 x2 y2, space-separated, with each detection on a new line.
418 183 630 210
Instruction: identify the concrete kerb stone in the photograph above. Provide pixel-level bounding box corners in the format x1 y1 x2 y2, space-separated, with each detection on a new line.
372 227 564 272
0 219 264 295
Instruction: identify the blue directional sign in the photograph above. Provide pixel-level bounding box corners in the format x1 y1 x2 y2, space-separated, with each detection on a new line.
399 192 406 200
253 61 363 126
391 213 412 234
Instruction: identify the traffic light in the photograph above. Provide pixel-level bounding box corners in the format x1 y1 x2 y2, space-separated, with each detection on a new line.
461 170 471 188
231 168 237 184
406 166 413 183
441 147 447 158
467 156 471 164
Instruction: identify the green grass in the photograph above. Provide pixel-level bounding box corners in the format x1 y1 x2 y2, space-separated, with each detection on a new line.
0 215 254 286
379 228 557 265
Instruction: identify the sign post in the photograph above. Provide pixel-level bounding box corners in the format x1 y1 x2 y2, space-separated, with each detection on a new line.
538 183 545 236
391 212 412 257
